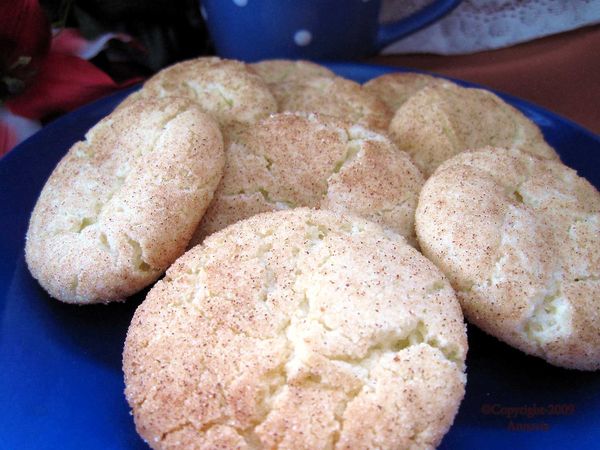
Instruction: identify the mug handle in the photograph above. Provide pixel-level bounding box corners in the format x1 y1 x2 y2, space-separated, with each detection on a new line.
375 0 462 50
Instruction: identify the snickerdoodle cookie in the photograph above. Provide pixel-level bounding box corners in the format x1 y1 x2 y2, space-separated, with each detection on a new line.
416 147 600 370
262 69 392 133
250 59 336 101
191 112 424 247
389 83 558 177
120 56 277 127
25 97 225 304
363 71 449 112
123 208 467 449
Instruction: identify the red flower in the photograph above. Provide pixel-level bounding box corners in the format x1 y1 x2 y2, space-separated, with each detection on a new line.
7 50 140 120
0 0 142 157
0 0 51 99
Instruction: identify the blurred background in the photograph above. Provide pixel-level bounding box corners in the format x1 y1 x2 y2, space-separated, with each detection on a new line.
1 0 599 155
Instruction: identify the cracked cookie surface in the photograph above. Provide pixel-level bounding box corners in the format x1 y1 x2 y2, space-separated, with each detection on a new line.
416 148 600 370
119 56 277 127
264 71 392 133
25 97 225 303
389 82 558 177
250 59 336 103
363 72 450 113
191 112 424 247
124 208 467 449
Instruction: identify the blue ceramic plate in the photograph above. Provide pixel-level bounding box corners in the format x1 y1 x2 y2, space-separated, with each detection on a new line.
0 63 598 450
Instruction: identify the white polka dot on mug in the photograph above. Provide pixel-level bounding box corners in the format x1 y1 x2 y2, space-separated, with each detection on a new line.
293 30 312 47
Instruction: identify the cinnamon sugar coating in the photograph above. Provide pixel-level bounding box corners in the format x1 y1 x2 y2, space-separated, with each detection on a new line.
124 208 467 449
25 97 225 303
191 112 424 247
416 148 600 370
119 56 277 127
251 59 336 88
252 61 391 134
388 81 558 177
363 72 449 112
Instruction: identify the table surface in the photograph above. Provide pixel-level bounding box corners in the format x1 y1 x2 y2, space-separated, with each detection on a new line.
368 25 600 136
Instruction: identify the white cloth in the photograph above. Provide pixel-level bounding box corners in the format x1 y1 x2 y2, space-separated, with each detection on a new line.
380 0 600 54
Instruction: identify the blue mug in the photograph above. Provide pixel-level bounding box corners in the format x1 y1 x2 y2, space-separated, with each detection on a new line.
200 0 461 62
